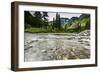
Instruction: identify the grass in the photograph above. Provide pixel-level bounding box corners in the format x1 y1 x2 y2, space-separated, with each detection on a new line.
25 27 67 33
25 27 51 33
25 27 86 33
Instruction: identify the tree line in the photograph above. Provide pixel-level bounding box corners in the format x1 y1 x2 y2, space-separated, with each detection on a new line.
25 11 90 33
25 11 62 30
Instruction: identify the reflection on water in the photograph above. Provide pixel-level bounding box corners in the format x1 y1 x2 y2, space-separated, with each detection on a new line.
24 33 90 62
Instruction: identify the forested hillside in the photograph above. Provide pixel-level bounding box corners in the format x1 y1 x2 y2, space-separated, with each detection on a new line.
24 11 90 33
64 14 90 32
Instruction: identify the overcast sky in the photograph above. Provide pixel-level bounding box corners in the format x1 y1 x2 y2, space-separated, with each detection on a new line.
29 11 82 21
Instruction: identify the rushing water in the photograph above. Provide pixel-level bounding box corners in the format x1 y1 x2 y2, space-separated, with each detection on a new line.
24 33 90 62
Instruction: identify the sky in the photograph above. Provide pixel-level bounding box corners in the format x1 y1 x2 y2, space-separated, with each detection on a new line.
47 12 81 21
29 11 82 21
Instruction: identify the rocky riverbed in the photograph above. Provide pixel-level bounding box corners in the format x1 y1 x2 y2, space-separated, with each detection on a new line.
24 30 90 62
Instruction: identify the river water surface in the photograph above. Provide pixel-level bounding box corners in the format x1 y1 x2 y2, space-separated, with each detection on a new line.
24 33 90 62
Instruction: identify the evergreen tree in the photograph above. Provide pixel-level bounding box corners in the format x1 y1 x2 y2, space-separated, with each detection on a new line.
52 17 55 29
42 12 48 20
24 11 35 28
34 11 42 27
33 11 49 28
42 12 49 29
55 12 61 30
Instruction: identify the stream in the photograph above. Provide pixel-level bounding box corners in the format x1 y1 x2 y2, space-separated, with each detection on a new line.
24 33 90 62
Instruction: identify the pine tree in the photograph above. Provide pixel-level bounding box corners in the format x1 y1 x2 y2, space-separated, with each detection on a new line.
55 12 61 30
58 14 61 29
52 17 55 29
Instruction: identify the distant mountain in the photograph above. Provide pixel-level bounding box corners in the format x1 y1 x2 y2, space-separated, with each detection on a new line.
70 17 79 21
65 17 79 26
60 18 69 26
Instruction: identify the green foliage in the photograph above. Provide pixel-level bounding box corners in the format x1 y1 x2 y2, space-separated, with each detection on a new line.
24 11 90 33
52 12 61 30
25 27 51 33
25 24 31 29
24 11 34 28
64 14 90 33
25 11 49 28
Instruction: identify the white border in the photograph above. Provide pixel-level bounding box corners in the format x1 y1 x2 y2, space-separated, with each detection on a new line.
18 5 96 68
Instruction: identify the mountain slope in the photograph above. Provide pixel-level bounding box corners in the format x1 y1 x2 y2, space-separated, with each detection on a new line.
64 14 90 32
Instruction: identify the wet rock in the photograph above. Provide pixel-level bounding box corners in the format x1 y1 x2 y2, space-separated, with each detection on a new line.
78 30 90 36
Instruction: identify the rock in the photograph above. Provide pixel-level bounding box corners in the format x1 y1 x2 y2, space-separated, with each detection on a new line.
78 30 90 36
41 50 47 53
